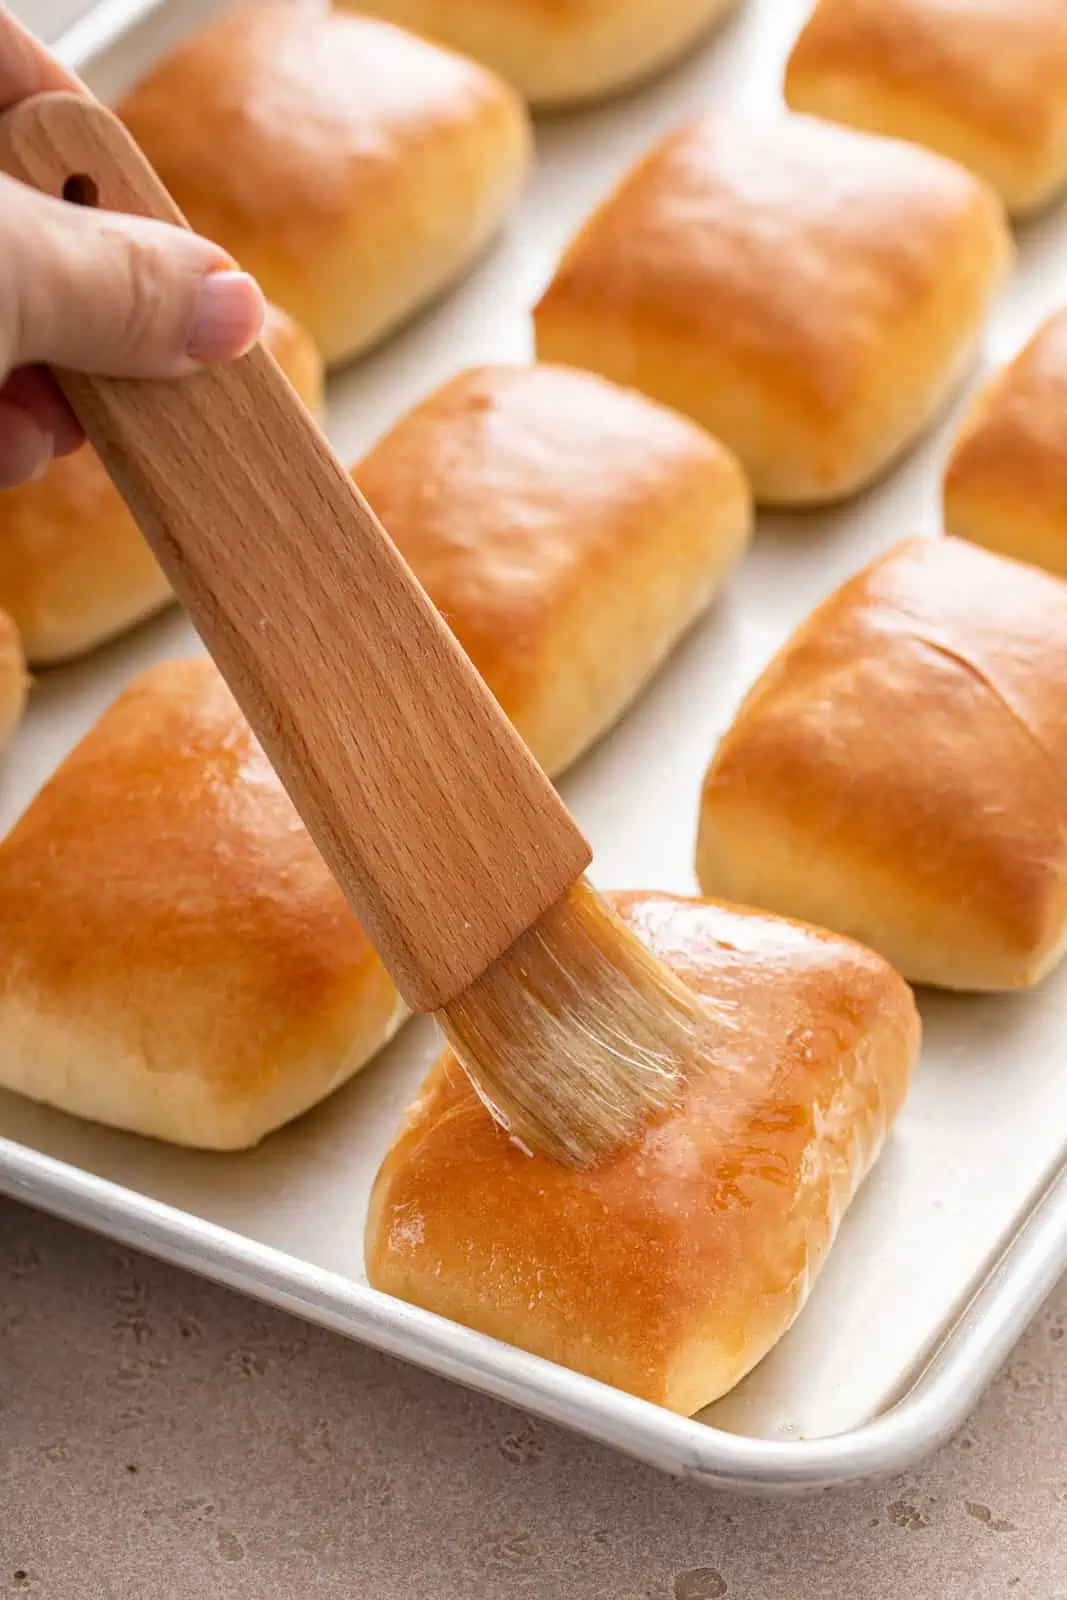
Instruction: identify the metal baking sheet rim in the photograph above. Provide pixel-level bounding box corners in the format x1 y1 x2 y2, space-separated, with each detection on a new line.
1 0 1056 1495
4 1134 1066 1493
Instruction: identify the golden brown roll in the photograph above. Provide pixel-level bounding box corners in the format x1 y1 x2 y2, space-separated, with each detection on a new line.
0 609 27 755
0 304 323 666
354 364 751 777
345 0 741 108
366 890 919 1415
785 0 1067 218
117 4 532 365
535 111 1011 506
944 311 1067 579
0 658 405 1148
697 537 1067 991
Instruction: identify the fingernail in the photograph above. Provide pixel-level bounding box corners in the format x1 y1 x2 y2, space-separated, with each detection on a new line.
27 436 54 481
0 429 53 491
188 271 266 363
22 424 55 483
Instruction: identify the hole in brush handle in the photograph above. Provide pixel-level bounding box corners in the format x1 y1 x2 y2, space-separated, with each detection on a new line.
0 94 187 230
61 172 100 207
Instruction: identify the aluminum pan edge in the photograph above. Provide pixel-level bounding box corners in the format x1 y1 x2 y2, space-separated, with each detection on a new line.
3 1135 1065 1494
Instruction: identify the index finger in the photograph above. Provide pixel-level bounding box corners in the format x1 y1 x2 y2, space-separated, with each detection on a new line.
0 4 84 113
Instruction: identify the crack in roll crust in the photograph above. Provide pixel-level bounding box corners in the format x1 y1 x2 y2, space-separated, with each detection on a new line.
535 111 1011 505
0 659 405 1148
117 4 532 365
367 891 919 1415
785 0 1067 217
697 537 1067 991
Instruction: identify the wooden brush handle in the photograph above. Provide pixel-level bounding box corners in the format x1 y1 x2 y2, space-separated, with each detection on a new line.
0 92 591 1011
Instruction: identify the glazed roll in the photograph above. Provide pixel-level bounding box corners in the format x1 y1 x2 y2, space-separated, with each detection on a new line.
118 4 532 365
945 311 1067 579
536 112 1011 505
0 304 323 665
0 608 27 756
354 363 751 777
344 0 742 108
697 537 1067 991
786 0 1067 217
367 891 918 1414
0 659 406 1148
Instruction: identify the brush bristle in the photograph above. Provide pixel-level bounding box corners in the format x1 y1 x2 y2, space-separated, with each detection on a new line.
436 879 723 1167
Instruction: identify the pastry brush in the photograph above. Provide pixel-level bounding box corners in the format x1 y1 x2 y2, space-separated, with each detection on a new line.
0 92 716 1165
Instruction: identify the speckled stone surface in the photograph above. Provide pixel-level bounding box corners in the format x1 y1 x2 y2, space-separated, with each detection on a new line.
1 1197 1064 1598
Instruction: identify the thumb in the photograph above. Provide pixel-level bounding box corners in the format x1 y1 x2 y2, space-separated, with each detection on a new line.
1 173 265 378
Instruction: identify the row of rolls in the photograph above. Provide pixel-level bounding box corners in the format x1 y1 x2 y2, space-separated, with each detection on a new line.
2 0 1067 1416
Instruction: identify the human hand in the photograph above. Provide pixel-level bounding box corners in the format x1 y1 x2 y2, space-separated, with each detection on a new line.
0 5 265 489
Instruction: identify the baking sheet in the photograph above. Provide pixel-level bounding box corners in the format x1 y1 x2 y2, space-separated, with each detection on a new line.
2 0 1067 1490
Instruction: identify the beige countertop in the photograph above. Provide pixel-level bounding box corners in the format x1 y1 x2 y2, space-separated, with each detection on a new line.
2 1195 1064 1598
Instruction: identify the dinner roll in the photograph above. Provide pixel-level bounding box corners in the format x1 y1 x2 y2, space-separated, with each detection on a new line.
697 538 1067 991
118 5 532 365
0 609 27 755
944 311 1067 579
785 0 1067 217
0 304 322 666
367 891 919 1415
0 659 405 1148
354 364 751 777
346 0 741 108
535 112 1011 505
